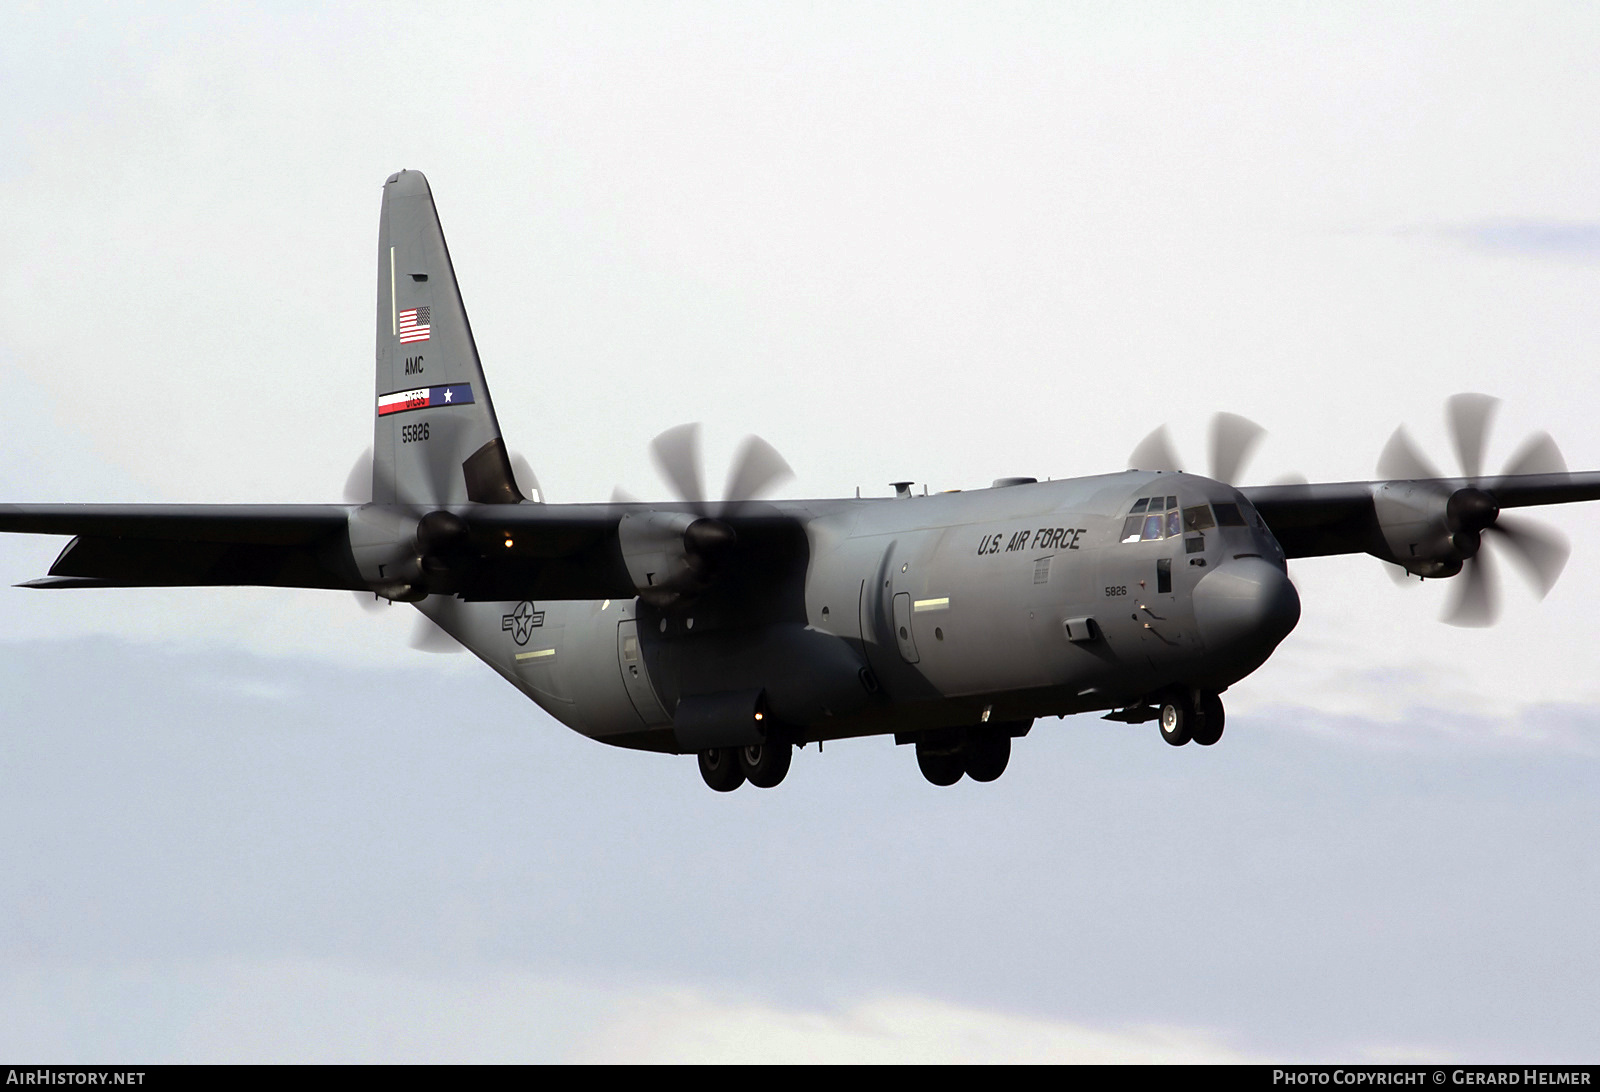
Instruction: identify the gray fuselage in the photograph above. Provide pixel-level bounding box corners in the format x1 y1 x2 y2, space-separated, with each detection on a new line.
422 470 1300 753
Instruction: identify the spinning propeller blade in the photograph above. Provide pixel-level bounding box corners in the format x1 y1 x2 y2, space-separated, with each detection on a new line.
1446 392 1499 479
724 435 794 504
1128 412 1272 485
1127 426 1183 475
650 423 707 507
1208 412 1266 487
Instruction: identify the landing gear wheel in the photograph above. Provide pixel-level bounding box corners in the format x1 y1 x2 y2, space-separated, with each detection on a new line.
739 740 792 788
964 729 1011 782
916 747 965 786
1158 694 1194 747
1191 692 1225 747
698 747 745 792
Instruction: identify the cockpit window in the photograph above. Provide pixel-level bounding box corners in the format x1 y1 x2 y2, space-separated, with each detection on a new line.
1124 495 1214 543
1212 502 1247 527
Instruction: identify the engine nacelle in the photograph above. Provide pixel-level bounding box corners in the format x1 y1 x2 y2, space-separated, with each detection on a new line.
347 506 475 600
617 510 736 609
1370 483 1499 577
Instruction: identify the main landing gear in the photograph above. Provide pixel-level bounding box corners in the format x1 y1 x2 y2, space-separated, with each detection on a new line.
697 740 793 792
1156 690 1225 748
914 724 1019 786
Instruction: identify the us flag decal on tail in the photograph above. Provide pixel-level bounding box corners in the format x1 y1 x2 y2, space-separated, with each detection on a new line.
398 306 431 343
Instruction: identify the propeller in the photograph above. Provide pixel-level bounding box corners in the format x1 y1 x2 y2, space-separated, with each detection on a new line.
1378 393 1571 627
607 424 794 609
339 444 524 649
1127 412 1268 485
648 423 794 514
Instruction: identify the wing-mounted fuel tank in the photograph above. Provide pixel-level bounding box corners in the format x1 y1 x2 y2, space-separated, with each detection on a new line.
1370 481 1499 578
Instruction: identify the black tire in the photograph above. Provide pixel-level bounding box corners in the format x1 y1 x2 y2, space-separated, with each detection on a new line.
698 747 745 792
916 747 965 786
1192 692 1225 746
739 740 792 788
1158 694 1193 747
964 729 1011 782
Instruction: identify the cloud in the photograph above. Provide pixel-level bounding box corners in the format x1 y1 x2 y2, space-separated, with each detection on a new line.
1411 221 1600 262
0 959 1266 1063
570 989 1266 1064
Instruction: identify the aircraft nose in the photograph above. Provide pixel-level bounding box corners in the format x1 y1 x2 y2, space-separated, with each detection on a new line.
1193 556 1301 661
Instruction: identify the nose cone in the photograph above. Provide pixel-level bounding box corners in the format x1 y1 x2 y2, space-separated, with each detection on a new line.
1193 557 1301 674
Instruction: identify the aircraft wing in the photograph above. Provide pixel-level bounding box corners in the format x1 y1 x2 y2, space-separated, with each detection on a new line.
0 501 710 602
1241 471 1600 559
0 503 365 591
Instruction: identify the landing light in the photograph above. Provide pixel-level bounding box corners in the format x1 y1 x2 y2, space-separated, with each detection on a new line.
504 538 514 548
754 712 764 721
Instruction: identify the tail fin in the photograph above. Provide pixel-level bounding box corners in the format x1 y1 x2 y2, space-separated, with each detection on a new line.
373 170 523 507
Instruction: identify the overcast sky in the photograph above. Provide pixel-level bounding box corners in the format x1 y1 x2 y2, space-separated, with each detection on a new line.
3 2 1599 1061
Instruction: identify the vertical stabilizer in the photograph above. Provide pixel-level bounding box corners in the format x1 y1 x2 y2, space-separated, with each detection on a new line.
374 170 522 507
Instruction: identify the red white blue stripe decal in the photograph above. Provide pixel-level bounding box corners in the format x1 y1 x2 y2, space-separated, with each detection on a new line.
377 384 474 417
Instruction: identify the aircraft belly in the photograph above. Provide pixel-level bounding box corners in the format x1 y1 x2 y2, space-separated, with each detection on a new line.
421 596 662 743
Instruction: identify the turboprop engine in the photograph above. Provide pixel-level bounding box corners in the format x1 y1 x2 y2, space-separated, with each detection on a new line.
617 510 736 609
1369 394 1571 625
347 505 476 601
1369 481 1497 579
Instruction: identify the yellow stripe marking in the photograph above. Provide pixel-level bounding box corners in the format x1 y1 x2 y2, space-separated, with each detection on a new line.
516 648 556 662
913 597 950 613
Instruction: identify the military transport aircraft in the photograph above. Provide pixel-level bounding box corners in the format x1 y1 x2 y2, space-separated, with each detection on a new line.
2 171 1596 791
